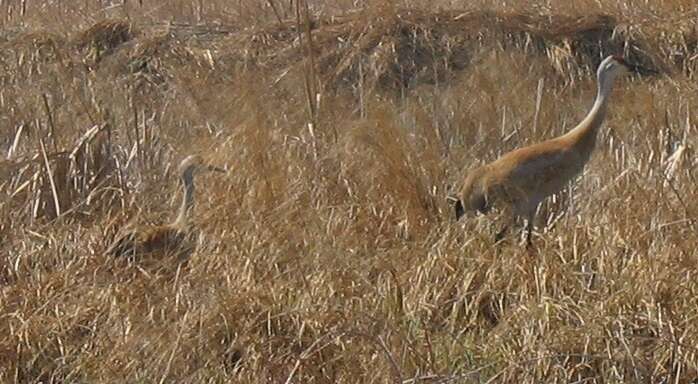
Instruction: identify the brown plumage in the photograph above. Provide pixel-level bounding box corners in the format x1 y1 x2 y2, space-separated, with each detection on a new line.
453 56 634 247
106 155 224 260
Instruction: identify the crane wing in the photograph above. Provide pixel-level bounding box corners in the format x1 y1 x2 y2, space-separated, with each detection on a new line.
494 140 581 199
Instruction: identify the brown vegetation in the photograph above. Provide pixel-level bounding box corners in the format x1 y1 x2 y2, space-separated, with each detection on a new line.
0 1 697 383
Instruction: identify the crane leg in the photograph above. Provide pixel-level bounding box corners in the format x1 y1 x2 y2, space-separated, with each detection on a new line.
525 210 535 248
494 224 509 243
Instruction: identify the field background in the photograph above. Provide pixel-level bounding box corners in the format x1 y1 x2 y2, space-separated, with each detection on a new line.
1 0 697 383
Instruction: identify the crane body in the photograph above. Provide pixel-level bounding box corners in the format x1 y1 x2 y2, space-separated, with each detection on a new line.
454 55 632 246
107 155 224 260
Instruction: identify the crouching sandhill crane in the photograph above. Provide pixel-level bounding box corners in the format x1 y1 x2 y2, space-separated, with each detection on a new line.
453 55 636 247
106 155 225 260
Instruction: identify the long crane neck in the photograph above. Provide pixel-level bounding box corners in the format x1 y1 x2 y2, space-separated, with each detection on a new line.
562 67 616 148
173 171 195 229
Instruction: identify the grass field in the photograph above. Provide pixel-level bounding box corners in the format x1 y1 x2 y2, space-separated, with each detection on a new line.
1 1 697 382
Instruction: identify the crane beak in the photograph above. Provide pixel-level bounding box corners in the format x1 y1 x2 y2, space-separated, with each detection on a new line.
454 199 465 221
446 195 465 221
206 164 226 173
624 61 659 76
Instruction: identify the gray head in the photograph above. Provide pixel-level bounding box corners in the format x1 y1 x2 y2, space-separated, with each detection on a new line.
452 166 490 221
597 55 630 87
178 155 225 181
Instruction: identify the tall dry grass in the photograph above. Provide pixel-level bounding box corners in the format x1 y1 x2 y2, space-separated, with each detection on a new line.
0 1 697 383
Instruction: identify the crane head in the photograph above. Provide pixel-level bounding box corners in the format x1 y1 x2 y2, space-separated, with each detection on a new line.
452 166 490 221
179 155 226 177
600 55 656 77
598 55 631 79
611 55 626 65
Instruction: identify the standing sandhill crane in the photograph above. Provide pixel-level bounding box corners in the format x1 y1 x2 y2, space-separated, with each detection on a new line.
453 55 637 247
106 155 225 260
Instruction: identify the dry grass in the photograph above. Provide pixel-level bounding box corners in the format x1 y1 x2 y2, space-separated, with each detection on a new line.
1 1 697 383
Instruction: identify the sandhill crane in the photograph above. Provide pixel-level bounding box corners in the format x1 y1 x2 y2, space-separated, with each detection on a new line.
453 55 637 247
106 155 225 260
